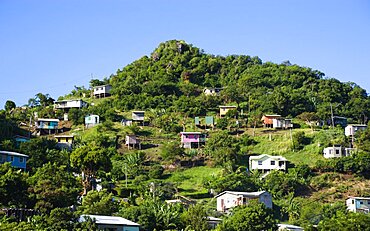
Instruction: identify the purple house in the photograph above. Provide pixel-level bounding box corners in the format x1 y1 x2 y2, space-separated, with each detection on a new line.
180 132 206 149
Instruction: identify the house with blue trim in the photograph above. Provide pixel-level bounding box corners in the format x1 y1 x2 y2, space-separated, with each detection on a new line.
0 151 28 169
346 196 370 213
79 215 140 231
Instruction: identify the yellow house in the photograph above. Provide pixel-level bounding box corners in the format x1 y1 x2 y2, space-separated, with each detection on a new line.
219 106 237 117
55 135 74 150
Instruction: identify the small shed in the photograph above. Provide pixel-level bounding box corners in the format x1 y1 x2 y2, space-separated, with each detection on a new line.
125 135 141 149
132 111 145 122
273 118 293 129
122 119 133 126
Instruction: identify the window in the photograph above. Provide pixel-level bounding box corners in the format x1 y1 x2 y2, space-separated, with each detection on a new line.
360 201 363 204
367 201 370 205
271 161 275 165
329 150 332 154
336 149 340 155
19 157 24 163
352 199 354 204
10 156 14 162
258 160 262 165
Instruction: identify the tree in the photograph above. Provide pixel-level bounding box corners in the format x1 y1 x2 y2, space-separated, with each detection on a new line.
160 141 184 161
90 78 106 87
216 201 277 231
0 162 29 207
27 163 81 212
78 189 119 215
317 211 370 231
181 204 209 231
204 131 239 166
4 100 16 112
297 112 319 131
70 144 112 194
19 137 62 173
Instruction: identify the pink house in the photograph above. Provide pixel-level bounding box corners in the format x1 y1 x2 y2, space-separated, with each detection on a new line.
180 132 206 149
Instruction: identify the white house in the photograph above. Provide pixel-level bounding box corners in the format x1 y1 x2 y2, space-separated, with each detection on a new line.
278 224 304 231
249 154 287 172
85 114 100 128
93 84 112 98
132 111 145 122
79 215 140 231
345 124 367 137
273 118 293 129
346 196 370 213
54 99 87 110
215 191 272 212
323 146 354 158
203 87 223 96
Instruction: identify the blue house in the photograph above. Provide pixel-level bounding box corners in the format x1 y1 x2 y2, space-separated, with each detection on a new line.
0 151 28 169
79 215 140 231
14 135 30 148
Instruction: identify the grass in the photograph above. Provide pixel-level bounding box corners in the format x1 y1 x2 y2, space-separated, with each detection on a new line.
246 128 327 166
165 166 223 197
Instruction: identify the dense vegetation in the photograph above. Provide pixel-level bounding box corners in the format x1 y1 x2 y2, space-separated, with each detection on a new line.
1 40 370 230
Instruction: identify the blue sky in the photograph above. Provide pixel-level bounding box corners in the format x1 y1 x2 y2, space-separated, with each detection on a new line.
1 0 370 108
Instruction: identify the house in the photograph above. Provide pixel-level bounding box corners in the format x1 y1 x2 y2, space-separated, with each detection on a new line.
329 116 348 127
346 196 370 213
79 215 140 231
121 119 133 126
93 84 112 98
207 217 222 229
273 118 293 129
261 115 281 128
323 145 354 158
180 132 206 149
85 114 100 128
132 111 145 122
55 135 74 150
215 191 272 212
165 195 195 206
345 124 367 137
203 87 223 96
14 135 30 147
277 224 304 231
54 99 87 111
219 106 237 117
35 118 59 135
125 135 141 149
249 154 288 172
0 151 28 169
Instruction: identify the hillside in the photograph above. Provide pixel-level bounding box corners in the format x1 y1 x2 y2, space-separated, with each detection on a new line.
1 40 370 230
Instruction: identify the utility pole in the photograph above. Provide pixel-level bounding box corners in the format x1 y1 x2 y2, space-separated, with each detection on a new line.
330 103 335 129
